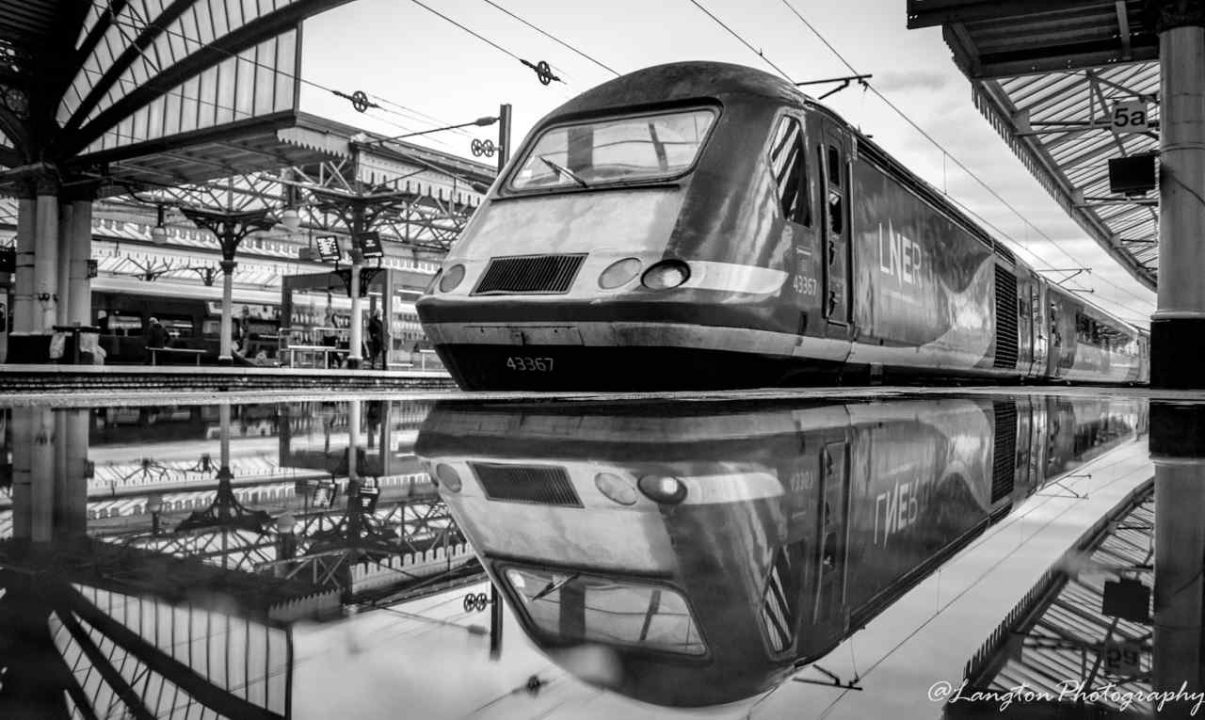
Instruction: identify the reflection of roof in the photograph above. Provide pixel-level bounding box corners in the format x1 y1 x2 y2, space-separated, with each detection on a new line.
908 1 1159 289
954 479 1154 716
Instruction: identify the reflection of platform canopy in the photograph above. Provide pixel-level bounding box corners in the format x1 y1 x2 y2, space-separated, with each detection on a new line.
0 0 356 193
954 480 1155 717
908 1 1159 289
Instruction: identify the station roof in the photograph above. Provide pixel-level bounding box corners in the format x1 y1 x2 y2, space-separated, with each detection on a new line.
0 0 355 195
908 1 1159 290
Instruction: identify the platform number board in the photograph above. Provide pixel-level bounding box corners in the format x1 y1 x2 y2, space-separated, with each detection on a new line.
1111 100 1151 134
1102 639 1143 677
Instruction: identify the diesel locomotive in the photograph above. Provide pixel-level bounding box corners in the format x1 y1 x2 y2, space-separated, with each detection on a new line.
415 395 1145 707
416 62 1148 389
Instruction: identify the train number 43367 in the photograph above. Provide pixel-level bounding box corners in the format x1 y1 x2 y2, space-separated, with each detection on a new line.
506 356 555 372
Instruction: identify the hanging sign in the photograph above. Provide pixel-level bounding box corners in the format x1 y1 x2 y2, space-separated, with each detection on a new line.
1111 100 1151 134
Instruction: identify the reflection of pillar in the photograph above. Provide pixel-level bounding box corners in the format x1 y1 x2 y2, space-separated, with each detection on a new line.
1150 2 1205 387
33 186 59 334
220 403 232 469
10 408 33 541
67 199 93 325
57 409 90 537
1151 402 1205 717
348 399 360 480
12 408 55 542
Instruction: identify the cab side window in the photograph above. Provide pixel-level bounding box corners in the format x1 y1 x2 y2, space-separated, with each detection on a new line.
825 144 844 235
769 116 810 226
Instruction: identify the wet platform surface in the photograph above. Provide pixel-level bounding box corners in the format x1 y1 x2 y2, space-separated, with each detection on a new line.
0 388 1200 718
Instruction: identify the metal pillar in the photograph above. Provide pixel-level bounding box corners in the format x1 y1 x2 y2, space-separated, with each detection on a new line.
67 199 92 325
349 251 363 369
55 203 71 327
180 207 275 366
220 260 236 363
498 103 512 172
1151 2 1205 388
32 189 58 335
1151 401 1205 717
12 197 35 335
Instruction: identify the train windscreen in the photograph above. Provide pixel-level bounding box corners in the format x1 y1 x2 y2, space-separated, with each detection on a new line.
509 108 716 191
502 566 706 656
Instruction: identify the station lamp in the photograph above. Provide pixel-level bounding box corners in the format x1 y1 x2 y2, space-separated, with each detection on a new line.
150 205 168 244
280 206 302 233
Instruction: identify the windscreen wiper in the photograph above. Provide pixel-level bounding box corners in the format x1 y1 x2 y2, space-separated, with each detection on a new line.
539 156 590 188
531 572 581 601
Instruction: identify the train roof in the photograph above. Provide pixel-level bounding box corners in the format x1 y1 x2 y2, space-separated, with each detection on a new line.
540 61 807 122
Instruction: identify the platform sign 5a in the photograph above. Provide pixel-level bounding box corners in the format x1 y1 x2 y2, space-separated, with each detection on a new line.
1112 100 1151 134
358 230 384 259
316 235 341 262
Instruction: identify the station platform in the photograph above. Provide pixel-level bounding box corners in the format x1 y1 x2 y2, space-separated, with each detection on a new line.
0 363 456 397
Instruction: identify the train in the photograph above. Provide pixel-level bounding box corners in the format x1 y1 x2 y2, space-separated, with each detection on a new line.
416 62 1149 390
415 395 1145 707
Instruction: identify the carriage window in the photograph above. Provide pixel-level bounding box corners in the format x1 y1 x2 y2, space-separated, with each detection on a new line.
510 108 717 191
769 116 810 226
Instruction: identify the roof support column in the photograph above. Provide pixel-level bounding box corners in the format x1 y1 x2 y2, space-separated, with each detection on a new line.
57 197 93 329
181 207 275 365
3 196 35 361
33 182 59 337
1151 402 1205 708
1151 1 1205 388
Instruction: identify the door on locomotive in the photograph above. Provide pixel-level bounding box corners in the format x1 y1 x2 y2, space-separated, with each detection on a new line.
816 120 853 333
768 113 819 337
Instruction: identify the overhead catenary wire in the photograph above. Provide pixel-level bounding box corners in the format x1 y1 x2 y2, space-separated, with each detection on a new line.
406 0 568 84
480 0 621 77
777 0 1155 319
687 0 794 82
99 11 472 145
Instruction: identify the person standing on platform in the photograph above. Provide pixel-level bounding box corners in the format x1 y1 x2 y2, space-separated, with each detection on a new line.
146 317 166 365
368 310 384 369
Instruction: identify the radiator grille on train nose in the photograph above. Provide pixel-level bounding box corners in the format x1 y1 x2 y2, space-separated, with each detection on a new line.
472 254 586 295
470 462 582 506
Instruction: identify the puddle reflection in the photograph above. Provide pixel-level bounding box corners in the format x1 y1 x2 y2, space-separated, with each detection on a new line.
0 392 1199 718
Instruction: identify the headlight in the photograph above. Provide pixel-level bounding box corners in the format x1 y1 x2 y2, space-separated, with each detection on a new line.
598 258 642 289
434 463 462 492
641 260 691 290
438 264 466 292
594 472 638 505
638 474 687 504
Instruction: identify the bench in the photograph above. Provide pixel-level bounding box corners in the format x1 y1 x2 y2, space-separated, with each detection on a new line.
148 347 207 366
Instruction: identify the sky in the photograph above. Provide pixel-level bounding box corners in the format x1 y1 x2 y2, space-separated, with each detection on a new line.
299 0 1156 327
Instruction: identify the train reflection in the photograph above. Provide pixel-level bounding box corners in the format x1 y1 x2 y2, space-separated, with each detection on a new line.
416 395 1144 708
